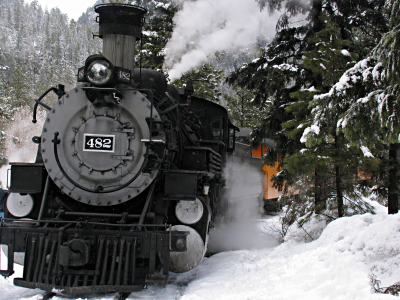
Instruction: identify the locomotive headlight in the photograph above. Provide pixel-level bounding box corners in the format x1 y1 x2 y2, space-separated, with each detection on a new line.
78 54 132 86
175 198 204 225
86 60 113 86
6 193 34 218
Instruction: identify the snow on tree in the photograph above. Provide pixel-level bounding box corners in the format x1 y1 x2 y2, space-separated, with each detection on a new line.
227 0 387 217
172 63 225 103
0 0 102 165
310 0 400 214
137 0 178 70
284 14 375 218
224 85 268 128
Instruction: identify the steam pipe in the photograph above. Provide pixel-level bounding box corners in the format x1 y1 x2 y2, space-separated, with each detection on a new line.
36 175 51 226
137 181 156 231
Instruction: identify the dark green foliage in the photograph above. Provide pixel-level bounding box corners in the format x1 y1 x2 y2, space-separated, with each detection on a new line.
136 1 178 69
228 0 386 153
311 0 400 214
224 85 267 128
227 0 389 217
286 15 376 217
0 0 102 109
227 0 322 159
172 63 224 102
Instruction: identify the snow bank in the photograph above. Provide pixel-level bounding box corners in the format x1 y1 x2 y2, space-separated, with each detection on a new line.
0 256 40 300
179 198 398 299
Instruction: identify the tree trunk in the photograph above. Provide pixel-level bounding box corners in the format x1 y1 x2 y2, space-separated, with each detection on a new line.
240 93 244 127
314 166 326 213
388 143 399 214
311 0 323 34
335 133 343 217
336 164 343 217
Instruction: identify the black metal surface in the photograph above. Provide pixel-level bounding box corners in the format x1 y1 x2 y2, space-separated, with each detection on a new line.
81 87 123 100
198 140 225 154
95 4 146 39
32 86 64 124
9 163 46 193
32 136 41 144
42 292 56 300
134 69 168 99
0 225 187 293
37 175 50 226
180 146 222 175
164 172 198 200
14 279 144 293
115 292 131 300
59 239 90 267
138 182 156 230
63 212 142 219
145 274 169 286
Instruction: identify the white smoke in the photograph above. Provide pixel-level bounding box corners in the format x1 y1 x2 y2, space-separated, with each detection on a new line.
164 0 283 81
208 160 277 252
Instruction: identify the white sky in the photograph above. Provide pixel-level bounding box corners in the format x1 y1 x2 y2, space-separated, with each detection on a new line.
26 0 97 21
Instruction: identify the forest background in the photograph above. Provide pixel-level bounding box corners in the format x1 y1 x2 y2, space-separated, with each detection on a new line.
1 0 400 227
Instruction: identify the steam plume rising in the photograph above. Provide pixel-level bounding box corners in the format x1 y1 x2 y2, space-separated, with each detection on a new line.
208 160 277 252
164 0 282 81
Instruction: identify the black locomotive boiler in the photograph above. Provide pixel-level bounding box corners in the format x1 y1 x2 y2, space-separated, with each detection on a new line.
0 4 240 294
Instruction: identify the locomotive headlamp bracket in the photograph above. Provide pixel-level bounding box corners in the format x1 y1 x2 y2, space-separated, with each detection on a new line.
77 54 132 87
81 87 123 105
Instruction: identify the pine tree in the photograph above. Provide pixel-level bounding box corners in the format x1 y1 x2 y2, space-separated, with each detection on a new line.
10 62 32 107
228 0 386 154
227 0 322 163
314 0 400 214
0 0 104 166
224 85 266 128
137 1 178 70
172 63 224 102
284 14 374 217
228 0 386 208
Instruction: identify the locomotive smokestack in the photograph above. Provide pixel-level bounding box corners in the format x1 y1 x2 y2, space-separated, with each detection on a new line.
95 4 147 73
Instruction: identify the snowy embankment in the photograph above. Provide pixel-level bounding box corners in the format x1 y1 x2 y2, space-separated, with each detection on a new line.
177 199 399 300
1 199 399 299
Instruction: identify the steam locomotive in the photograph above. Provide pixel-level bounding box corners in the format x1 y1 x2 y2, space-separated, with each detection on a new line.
0 4 242 294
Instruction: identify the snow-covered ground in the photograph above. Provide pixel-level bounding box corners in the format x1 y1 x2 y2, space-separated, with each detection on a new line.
1 198 399 299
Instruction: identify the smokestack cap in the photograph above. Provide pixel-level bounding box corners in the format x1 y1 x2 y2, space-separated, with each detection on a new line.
95 4 147 40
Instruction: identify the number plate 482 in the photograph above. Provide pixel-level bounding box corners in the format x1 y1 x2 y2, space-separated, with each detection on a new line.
83 134 115 152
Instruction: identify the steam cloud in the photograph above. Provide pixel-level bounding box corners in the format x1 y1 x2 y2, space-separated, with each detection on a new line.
208 160 277 252
164 0 283 81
